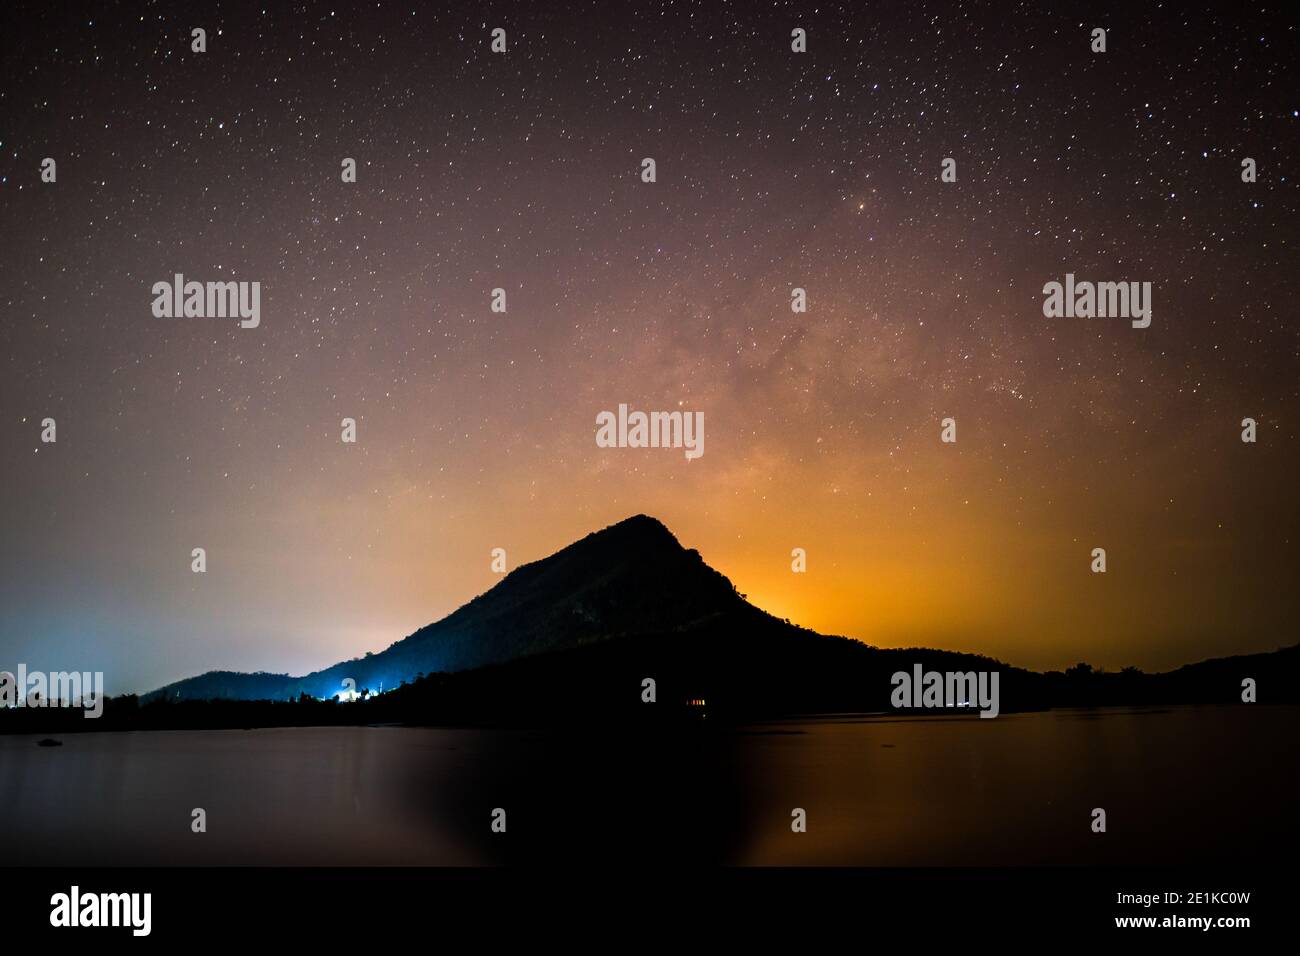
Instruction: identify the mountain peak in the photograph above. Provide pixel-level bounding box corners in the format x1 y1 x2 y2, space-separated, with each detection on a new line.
574 513 680 550
606 513 672 534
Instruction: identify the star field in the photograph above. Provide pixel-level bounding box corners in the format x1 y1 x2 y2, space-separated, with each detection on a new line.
2 0 1297 692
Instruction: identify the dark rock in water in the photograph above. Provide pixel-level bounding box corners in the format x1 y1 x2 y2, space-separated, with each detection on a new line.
36 738 63 747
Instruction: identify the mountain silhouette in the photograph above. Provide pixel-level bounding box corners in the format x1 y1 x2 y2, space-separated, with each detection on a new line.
148 515 754 702
138 514 1296 720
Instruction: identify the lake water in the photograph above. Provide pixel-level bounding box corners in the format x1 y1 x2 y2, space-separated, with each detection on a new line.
1 705 1295 866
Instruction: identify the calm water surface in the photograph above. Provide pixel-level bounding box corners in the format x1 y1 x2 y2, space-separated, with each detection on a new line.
1 705 1294 865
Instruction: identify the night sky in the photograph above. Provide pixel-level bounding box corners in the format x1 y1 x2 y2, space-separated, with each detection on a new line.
2 1 1297 695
